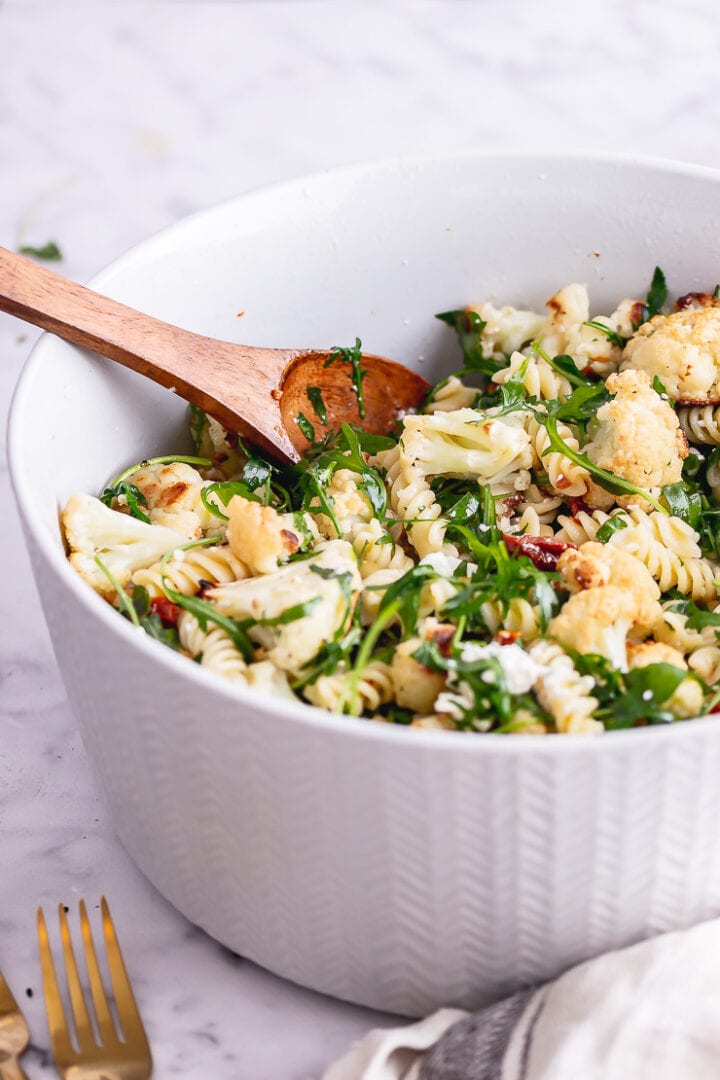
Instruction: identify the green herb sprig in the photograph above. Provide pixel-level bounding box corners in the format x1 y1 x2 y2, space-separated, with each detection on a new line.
100 480 150 523
325 338 368 418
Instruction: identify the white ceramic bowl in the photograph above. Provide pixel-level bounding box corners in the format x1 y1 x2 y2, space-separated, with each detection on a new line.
10 151 720 1016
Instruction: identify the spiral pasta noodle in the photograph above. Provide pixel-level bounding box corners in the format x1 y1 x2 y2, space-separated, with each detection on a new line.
312 467 373 540
423 376 478 413
351 518 415 578
689 645 720 685
525 414 590 497
178 611 248 679
528 640 603 734
303 660 394 713
706 454 720 503
133 544 250 598
554 509 613 545
480 597 541 641
653 602 717 654
610 516 719 602
678 405 720 446
378 446 457 559
494 351 573 402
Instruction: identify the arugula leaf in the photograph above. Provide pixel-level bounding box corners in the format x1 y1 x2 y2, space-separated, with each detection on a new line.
491 354 534 414
188 404 208 453
595 512 629 543
307 386 328 425
570 651 696 729
551 382 610 427
325 338 368 418
129 585 182 649
348 427 396 454
107 454 212 488
661 482 702 528
583 320 627 349
93 556 141 626
293 423 388 531
442 538 559 632
340 564 438 715
530 341 589 389
256 597 323 628
293 624 363 691
652 375 673 405
434 308 503 381
666 596 720 633
99 480 150 523
93 559 181 649
645 266 668 320
533 410 667 513
20 240 62 261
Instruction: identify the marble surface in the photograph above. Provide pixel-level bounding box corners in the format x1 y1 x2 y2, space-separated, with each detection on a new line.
3 1 720 1076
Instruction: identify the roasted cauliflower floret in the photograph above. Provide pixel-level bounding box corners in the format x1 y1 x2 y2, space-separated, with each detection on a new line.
227 495 318 575
390 638 446 714
399 408 533 484
206 540 361 675
627 641 704 719
622 307 720 402
128 461 213 540
471 300 546 358
584 369 688 506
243 660 298 701
311 468 375 540
542 283 590 356
549 586 660 671
556 541 661 628
63 493 186 599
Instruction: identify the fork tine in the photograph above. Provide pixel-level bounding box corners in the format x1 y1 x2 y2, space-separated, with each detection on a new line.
37 906 74 1063
58 904 94 1051
79 899 117 1045
101 897 149 1048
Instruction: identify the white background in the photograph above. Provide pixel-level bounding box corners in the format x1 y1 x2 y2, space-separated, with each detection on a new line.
2 2 720 1076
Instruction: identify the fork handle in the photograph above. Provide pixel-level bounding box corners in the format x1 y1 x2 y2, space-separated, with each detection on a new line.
0 1058 30 1080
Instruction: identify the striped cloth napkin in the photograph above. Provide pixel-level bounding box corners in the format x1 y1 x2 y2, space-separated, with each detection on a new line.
324 917 720 1079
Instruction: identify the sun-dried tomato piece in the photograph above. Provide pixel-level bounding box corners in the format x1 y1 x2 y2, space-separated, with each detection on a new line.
503 534 575 571
566 495 591 517
150 597 181 626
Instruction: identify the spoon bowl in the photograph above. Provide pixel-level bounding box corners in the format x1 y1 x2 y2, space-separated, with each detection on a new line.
0 246 430 461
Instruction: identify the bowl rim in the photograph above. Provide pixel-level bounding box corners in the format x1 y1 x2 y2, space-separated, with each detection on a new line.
10 145 720 753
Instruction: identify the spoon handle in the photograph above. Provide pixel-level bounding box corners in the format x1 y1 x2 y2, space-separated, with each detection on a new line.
0 246 300 460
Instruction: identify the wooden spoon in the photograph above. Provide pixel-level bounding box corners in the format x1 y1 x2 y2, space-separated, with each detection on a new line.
0 247 431 463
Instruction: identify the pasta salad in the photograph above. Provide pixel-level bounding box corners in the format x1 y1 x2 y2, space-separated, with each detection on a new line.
62 270 720 734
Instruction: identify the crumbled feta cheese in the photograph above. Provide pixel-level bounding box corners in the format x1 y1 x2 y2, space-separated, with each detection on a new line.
459 641 547 695
642 689 653 702
420 552 477 577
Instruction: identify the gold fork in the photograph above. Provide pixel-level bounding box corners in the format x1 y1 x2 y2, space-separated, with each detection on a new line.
0 968 30 1080
38 898 152 1079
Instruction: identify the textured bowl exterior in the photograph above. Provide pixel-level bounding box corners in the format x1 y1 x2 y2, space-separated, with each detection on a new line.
11 151 720 1014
